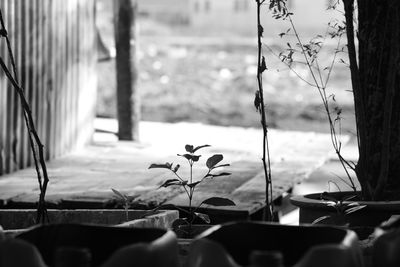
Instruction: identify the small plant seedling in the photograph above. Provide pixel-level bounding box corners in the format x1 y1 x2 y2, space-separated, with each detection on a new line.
312 192 366 226
149 144 235 235
111 188 140 221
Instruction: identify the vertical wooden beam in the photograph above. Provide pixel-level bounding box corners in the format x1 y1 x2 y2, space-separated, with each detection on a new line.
115 0 140 141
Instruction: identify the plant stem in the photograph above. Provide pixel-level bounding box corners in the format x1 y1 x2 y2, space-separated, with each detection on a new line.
0 9 49 223
256 0 274 221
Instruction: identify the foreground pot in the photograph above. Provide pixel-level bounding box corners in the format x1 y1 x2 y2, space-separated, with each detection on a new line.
189 221 362 267
15 223 179 267
290 191 400 227
174 224 213 266
0 209 178 237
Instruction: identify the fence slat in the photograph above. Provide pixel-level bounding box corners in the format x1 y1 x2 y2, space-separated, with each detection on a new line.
0 0 7 175
0 0 97 175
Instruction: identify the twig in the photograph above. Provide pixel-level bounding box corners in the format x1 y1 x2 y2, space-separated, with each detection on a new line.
0 8 49 223
255 0 274 221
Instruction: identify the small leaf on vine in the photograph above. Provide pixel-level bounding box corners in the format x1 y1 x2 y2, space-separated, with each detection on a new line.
254 91 261 111
258 25 264 37
259 56 267 73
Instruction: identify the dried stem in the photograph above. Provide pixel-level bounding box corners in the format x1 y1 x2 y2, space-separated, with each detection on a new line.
256 0 274 221
0 8 49 223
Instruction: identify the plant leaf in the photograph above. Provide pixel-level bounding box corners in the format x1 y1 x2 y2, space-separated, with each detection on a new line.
201 197 236 206
148 163 172 170
206 154 223 169
320 191 339 202
344 205 367 215
126 194 140 202
193 144 211 153
159 179 182 188
173 164 180 173
312 215 331 224
195 212 211 224
254 91 261 112
342 195 358 202
213 164 230 169
111 188 127 200
206 172 231 178
178 154 201 162
185 145 194 153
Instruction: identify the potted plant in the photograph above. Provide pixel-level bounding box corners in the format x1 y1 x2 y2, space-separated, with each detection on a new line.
260 0 400 230
148 144 236 238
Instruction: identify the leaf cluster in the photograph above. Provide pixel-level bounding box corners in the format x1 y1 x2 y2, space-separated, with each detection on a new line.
268 0 293 20
312 192 366 225
148 144 235 229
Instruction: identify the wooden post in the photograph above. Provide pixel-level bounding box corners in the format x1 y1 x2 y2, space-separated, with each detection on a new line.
114 0 140 141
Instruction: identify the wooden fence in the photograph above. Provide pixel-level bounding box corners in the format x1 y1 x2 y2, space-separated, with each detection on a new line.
0 0 97 175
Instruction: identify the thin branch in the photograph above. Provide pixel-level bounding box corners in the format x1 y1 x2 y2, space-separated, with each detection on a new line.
0 8 49 223
263 44 318 87
256 0 274 221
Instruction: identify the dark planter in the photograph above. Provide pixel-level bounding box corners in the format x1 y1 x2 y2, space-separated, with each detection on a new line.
192 221 361 267
174 224 213 266
0 209 179 237
290 191 400 227
174 224 212 239
16 223 179 267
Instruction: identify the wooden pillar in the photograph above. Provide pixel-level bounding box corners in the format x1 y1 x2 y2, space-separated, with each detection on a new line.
114 0 140 141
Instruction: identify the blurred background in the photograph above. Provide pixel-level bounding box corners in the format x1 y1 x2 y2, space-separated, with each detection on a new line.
96 0 356 135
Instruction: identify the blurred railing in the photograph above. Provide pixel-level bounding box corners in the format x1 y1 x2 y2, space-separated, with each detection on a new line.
0 0 97 175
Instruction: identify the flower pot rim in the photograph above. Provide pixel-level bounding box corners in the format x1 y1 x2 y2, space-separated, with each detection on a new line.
291 191 400 211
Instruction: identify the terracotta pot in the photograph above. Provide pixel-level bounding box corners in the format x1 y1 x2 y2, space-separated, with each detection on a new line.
290 191 400 227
